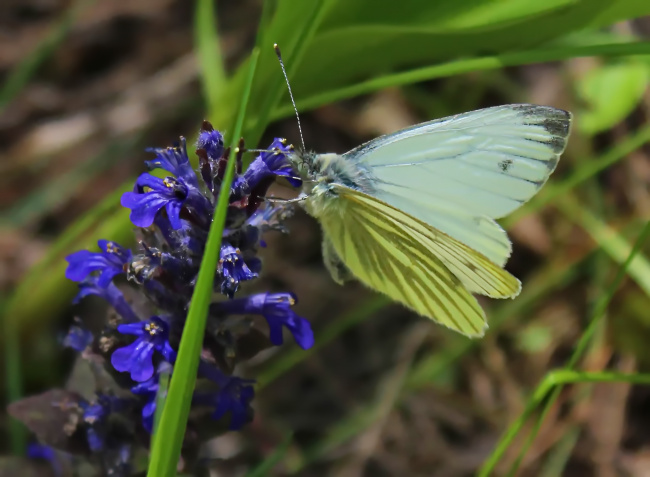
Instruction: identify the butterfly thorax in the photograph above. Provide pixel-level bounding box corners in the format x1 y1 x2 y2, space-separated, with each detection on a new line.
289 151 377 218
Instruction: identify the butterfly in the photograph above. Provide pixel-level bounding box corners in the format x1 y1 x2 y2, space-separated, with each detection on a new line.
284 104 571 337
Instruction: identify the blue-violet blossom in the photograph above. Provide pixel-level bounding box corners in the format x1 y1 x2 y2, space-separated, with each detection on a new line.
31 121 315 474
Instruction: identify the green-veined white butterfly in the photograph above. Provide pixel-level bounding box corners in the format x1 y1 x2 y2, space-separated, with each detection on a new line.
285 104 571 338
273 47 572 338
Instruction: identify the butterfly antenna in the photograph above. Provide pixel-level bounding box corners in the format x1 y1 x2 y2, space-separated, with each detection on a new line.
274 43 305 151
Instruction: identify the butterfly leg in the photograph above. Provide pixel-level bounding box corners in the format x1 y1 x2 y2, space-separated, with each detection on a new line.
264 195 307 204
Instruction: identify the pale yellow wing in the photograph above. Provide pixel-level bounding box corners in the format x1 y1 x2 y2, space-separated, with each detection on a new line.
318 185 522 337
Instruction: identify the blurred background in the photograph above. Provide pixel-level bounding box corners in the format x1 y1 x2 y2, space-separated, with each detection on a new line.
1 0 650 475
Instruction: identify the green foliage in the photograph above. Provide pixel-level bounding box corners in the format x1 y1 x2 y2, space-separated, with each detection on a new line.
577 60 650 134
6 0 650 341
479 221 650 476
4 0 650 472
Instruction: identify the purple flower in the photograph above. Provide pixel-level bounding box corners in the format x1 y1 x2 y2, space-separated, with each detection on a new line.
63 324 93 352
65 240 131 287
194 373 255 430
197 128 224 162
73 277 139 323
145 137 198 188
121 175 186 230
243 138 301 190
121 174 212 230
219 243 257 298
215 293 314 349
111 317 176 382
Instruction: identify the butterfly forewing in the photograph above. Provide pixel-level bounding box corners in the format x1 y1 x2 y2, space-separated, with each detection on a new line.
344 104 572 267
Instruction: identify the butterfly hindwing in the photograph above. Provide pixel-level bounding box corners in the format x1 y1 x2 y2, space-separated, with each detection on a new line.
319 185 521 337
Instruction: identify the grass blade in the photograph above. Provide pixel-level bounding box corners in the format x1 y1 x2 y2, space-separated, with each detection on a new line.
146 48 260 477
558 195 650 296
270 41 650 121
479 219 650 477
195 0 227 119
246 0 333 147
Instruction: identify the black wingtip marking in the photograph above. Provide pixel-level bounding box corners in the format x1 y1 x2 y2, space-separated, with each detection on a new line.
515 104 571 154
515 105 571 136
542 116 571 139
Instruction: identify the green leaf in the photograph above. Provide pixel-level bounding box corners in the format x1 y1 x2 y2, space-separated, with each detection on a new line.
289 0 640 98
244 0 334 147
146 48 260 477
577 61 649 134
321 0 575 31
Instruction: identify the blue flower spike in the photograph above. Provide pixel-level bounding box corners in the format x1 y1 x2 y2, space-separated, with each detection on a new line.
46 121 313 471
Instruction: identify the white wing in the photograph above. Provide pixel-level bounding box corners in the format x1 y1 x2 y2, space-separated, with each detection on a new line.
343 104 571 266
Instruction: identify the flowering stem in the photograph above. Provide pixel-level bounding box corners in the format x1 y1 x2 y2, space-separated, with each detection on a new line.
147 48 260 477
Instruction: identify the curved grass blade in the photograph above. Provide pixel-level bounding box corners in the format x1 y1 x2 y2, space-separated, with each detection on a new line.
146 47 260 477
270 41 650 121
558 195 650 296
479 219 650 477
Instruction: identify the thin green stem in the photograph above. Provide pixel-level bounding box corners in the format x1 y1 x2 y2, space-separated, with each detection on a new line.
146 48 260 477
